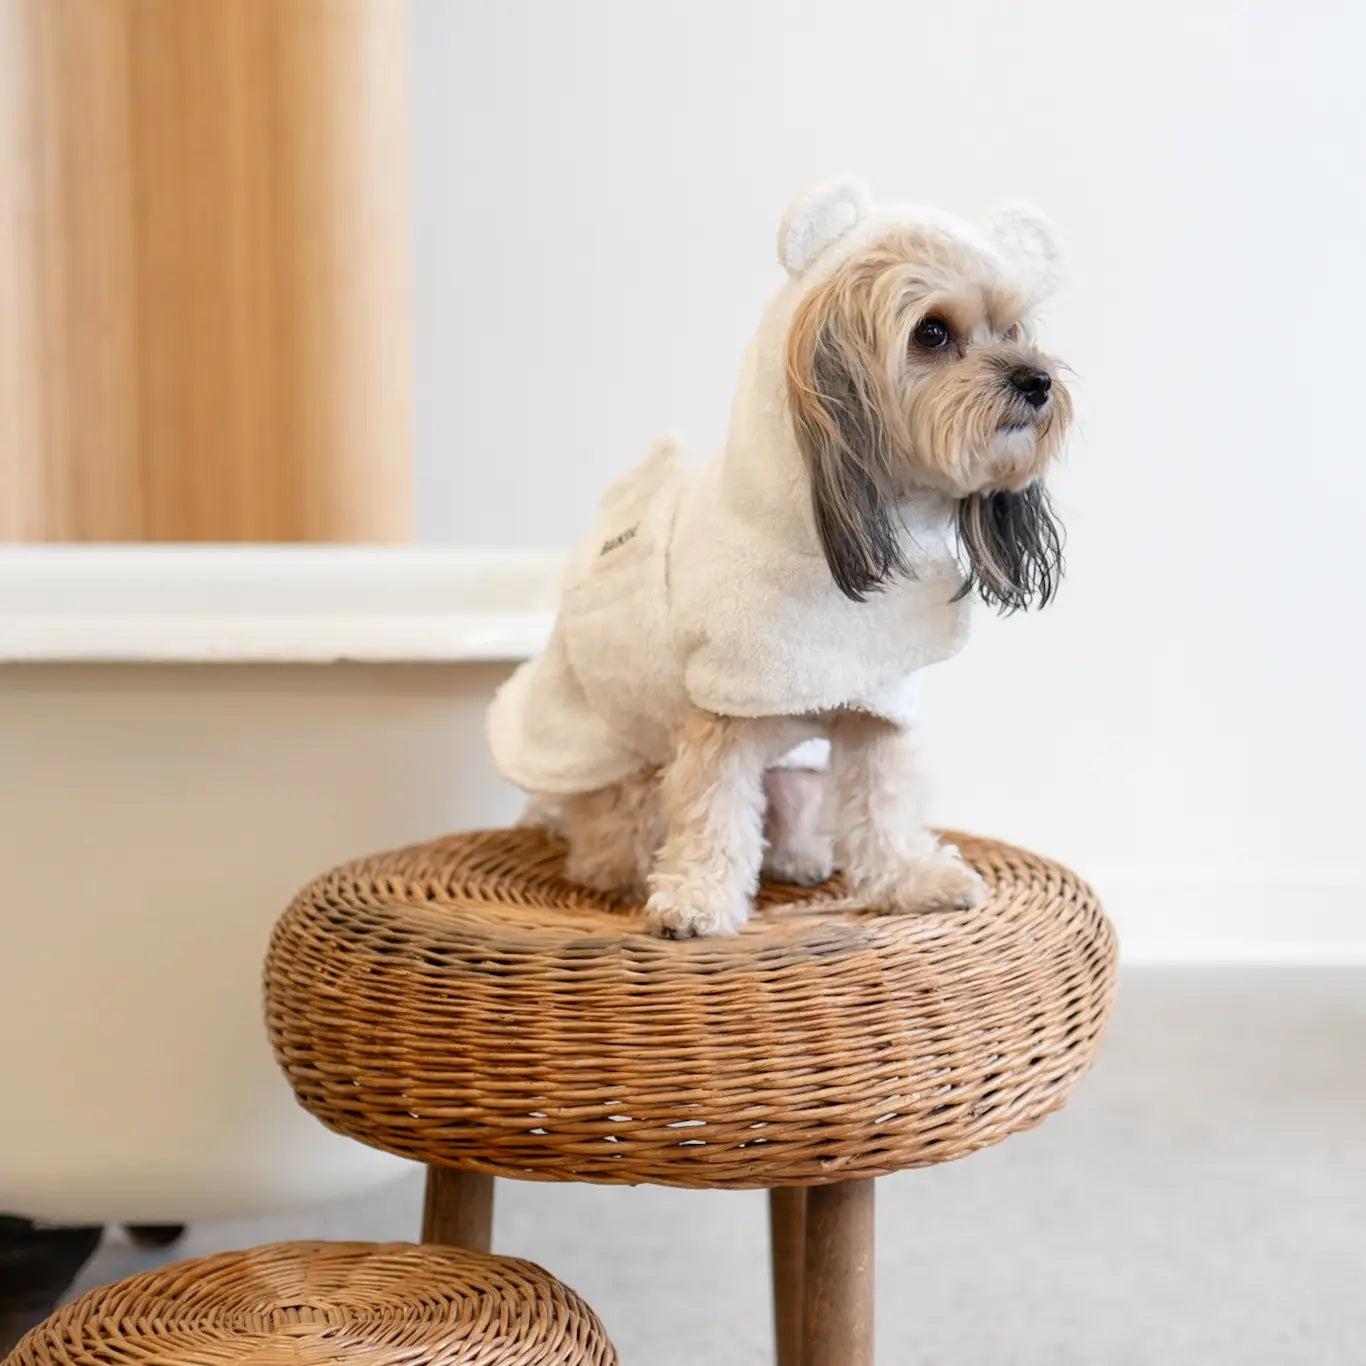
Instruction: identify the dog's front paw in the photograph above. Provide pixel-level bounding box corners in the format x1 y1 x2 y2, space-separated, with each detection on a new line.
855 844 987 915
644 878 750 938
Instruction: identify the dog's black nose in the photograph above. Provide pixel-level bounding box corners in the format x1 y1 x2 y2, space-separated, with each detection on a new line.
1010 366 1053 407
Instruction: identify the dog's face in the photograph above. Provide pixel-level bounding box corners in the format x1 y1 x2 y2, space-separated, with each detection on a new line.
785 226 1073 609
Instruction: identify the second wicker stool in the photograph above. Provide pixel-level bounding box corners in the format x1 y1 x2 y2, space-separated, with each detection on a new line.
266 828 1117 1365
5 1240 617 1365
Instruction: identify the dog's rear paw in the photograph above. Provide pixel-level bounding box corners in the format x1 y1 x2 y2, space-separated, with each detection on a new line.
762 843 835 887
565 847 648 902
566 861 646 902
644 881 749 938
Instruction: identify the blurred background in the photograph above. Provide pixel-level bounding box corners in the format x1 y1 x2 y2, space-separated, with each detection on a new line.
409 0 1366 961
2 2 1363 1363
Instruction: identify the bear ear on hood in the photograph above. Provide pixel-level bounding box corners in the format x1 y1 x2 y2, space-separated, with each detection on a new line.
777 176 874 276
984 202 1063 301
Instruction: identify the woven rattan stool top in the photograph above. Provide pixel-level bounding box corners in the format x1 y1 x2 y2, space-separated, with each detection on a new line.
6 1241 617 1366
267 829 1117 1190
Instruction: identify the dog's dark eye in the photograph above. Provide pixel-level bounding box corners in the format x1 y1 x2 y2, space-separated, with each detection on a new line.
1001 323 1021 343
913 316 950 351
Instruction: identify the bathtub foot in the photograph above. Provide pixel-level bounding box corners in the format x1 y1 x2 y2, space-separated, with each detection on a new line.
124 1223 187 1250
0 1215 103 1352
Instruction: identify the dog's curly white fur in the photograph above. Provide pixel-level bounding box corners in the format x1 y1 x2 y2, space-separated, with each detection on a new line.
490 179 1073 938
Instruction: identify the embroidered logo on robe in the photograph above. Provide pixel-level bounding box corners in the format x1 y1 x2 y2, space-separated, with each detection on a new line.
599 525 639 556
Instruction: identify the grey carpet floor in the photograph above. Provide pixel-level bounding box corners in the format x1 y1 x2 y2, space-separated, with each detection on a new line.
73 968 1366 1365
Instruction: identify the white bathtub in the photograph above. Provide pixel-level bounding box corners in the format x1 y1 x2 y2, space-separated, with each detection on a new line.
0 547 558 1224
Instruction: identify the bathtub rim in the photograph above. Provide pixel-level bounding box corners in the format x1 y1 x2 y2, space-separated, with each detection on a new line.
0 546 563 663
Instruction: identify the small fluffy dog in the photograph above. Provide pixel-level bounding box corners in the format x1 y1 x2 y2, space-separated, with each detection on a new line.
488 178 1072 937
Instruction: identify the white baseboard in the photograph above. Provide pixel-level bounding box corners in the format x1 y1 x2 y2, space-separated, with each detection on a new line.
1084 863 1366 966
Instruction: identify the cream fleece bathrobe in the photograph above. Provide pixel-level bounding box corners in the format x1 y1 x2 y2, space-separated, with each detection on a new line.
487 180 1056 796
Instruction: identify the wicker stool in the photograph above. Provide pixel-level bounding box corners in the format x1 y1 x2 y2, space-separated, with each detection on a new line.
5 1240 617 1365
267 829 1117 1366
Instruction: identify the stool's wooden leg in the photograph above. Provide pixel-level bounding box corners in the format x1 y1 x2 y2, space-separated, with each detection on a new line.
421 1168 494 1251
802 1179 875 1366
770 1187 807 1366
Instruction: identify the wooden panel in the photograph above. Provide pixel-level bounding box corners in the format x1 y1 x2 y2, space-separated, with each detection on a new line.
0 0 412 542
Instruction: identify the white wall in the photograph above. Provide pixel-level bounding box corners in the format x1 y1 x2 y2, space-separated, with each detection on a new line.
409 0 1366 960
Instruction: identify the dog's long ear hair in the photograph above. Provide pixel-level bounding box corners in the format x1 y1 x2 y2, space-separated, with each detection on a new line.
954 484 1065 613
787 279 909 602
